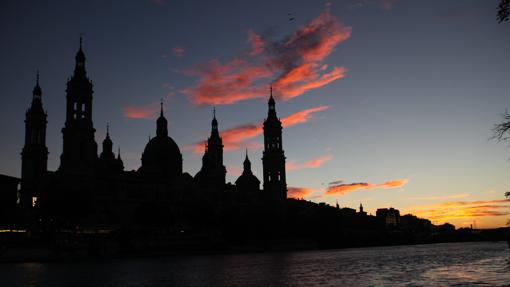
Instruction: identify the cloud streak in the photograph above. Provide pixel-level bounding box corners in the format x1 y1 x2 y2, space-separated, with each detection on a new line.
288 186 315 199
287 154 333 171
172 47 185 57
326 179 408 195
189 106 329 153
407 199 510 223
183 9 351 106
123 103 161 120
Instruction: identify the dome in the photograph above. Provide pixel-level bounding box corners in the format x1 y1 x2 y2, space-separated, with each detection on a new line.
140 135 183 177
139 103 183 178
235 151 260 191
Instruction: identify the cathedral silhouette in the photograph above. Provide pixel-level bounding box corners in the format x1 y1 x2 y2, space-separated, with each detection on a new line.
19 37 288 230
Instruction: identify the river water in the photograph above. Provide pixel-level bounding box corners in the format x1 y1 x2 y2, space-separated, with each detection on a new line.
1 241 509 286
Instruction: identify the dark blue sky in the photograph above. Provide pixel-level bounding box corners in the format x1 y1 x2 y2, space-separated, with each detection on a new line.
1 0 509 227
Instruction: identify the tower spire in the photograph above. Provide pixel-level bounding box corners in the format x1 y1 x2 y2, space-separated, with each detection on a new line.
160 99 164 117
156 100 168 137
211 107 218 131
243 148 252 173
32 70 42 99
267 85 276 118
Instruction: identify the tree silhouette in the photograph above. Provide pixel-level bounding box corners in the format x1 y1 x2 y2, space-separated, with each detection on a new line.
492 110 510 143
499 0 510 22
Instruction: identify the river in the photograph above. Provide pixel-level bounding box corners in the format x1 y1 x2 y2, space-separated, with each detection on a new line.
1 241 509 286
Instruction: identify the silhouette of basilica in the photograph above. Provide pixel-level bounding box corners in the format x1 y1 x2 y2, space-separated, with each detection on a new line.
19 38 288 229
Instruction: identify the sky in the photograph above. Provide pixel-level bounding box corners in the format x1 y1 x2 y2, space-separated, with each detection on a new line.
1 0 509 229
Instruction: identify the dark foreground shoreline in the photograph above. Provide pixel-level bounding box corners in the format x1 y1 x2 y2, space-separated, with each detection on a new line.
1 227 508 263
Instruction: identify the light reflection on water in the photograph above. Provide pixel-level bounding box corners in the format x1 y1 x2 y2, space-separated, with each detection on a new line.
1 241 509 287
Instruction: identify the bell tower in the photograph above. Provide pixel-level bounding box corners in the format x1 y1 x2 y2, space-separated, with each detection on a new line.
59 35 98 172
262 87 287 203
20 71 48 208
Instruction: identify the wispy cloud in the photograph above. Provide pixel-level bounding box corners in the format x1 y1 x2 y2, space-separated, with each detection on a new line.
281 105 330 127
287 154 332 171
326 179 408 195
406 199 510 222
123 103 161 120
411 193 470 201
288 186 316 199
188 106 329 153
182 9 351 106
172 46 185 58
123 84 175 120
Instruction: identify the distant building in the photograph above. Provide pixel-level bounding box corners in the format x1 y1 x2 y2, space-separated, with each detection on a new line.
341 207 357 216
400 214 432 232
376 207 400 227
434 223 455 233
358 203 367 216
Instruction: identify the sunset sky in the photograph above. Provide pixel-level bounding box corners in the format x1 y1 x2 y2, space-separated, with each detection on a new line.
1 0 509 228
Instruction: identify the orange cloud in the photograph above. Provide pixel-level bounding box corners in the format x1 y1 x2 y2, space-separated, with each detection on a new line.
411 193 470 201
183 59 272 105
407 199 510 224
172 47 185 57
287 154 332 171
123 103 160 120
288 187 315 199
189 106 329 153
183 10 351 106
281 105 330 127
326 179 408 195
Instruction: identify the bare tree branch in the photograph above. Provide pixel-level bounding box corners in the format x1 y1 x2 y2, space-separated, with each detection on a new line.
492 110 510 142
498 0 510 23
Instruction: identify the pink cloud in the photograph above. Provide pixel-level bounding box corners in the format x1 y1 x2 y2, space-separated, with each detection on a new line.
172 47 185 58
287 154 333 171
288 187 315 199
326 179 408 195
189 106 329 153
182 10 351 106
123 103 161 120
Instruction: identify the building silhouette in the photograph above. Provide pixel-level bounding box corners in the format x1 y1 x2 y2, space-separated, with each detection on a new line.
59 36 98 173
18 38 285 229
20 72 48 210
194 109 227 190
262 88 287 220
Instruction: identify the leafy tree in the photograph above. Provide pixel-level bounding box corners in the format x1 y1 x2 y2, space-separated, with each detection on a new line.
499 0 510 22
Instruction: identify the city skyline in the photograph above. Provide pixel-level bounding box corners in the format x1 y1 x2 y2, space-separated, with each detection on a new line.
1 0 510 228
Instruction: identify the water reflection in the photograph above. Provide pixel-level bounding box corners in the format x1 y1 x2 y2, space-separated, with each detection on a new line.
0 242 508 287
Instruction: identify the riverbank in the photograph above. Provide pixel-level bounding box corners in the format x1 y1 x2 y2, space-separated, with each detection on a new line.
1 226 508 263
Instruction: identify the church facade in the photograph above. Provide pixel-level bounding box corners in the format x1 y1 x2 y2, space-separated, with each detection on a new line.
19 38 288 230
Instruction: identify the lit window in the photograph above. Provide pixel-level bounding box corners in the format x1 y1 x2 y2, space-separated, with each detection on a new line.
32 197 38 207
